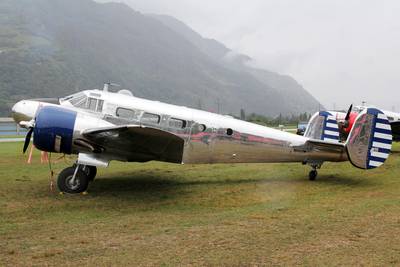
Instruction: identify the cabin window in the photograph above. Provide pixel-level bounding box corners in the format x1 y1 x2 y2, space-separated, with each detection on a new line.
116 108 135 119
141 113 160 124
198 124 206 132
388 116 394 121
169 118 186 129
116 108 142 121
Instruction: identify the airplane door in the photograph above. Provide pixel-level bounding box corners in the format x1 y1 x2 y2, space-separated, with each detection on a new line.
183 123 216 164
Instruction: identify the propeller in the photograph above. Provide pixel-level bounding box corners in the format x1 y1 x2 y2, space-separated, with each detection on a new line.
344 104 353 126
338 104 353 140
23 128 33 153
19 119 35 154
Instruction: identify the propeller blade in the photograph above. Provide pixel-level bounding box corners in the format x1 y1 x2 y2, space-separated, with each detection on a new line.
23 128 33 153
345 104 353 121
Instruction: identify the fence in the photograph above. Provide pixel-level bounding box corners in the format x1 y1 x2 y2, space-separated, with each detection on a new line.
0 118 26 136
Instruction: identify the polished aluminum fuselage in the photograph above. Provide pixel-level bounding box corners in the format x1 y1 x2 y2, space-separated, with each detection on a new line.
60 90 347 165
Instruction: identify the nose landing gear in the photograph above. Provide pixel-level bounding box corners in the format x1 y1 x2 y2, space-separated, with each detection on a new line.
57 164 97 194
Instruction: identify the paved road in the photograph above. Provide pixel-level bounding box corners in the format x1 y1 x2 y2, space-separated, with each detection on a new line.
0 138 25 143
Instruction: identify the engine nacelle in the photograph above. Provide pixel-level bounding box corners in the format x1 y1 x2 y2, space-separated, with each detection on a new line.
33 106 77 154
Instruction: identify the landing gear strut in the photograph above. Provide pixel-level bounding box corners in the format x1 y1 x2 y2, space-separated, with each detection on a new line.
73 164 97 181
58 164 97 194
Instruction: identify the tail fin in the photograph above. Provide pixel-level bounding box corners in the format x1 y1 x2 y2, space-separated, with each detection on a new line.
304 111 340 143
346 108 392 169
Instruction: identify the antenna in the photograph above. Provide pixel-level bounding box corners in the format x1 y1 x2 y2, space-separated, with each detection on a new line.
103 82 121 92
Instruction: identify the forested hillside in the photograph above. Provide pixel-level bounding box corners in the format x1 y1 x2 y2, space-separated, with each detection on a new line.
0 0 321 116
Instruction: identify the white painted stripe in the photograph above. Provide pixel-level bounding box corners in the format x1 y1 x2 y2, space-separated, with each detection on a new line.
375 123 391 130
327 116 336 121
325 130 339 136
369 160 383 167
374 132 392 140
324 138 339 142
377 113 388 120
370 151 389 159
326 123 338 129
372 142 392 150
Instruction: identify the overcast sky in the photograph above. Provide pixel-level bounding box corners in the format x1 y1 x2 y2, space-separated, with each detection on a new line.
110 0 400 111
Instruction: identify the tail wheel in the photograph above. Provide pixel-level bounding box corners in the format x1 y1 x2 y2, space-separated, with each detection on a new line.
58 167 89 194
309 170 318 181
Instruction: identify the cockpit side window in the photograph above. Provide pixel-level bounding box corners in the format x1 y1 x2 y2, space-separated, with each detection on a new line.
97 100 104 112
88 98 97 111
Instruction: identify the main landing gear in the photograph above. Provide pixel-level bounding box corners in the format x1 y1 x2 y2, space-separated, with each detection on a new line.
57 164 97 194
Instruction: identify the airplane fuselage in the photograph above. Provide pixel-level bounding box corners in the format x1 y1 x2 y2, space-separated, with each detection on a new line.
13 89 347 165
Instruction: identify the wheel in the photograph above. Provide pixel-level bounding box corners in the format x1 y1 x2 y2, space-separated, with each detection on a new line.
309 170 318 181
73 164 97 181
82 166 97 181
57 167 89 194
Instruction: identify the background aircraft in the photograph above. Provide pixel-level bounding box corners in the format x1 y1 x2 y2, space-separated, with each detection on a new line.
331 105 400 142
11 84 393 194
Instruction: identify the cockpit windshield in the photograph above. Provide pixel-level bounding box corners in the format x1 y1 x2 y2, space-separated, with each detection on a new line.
66 93 88 108
61 92 103 112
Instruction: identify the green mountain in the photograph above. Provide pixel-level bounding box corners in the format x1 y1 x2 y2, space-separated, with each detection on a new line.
0 0 321 117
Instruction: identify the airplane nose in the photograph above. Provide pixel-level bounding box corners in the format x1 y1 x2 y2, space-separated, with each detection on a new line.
11 101 24 123
11 101 20 114
11 100 39 123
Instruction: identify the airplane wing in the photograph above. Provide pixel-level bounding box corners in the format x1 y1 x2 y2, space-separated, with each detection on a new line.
391 121 400 141
298 139 345 153
80 125 185 163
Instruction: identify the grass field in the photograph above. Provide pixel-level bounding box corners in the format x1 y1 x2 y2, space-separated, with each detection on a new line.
1 142 400 266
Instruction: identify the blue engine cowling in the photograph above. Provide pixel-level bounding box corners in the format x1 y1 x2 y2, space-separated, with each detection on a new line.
33 106 77 154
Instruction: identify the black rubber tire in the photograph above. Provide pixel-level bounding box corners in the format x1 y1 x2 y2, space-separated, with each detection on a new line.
57 167 89 194
309 170 318 181
73 164 97 181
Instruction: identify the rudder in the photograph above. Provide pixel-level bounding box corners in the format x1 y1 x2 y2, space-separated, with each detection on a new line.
304 111 340 142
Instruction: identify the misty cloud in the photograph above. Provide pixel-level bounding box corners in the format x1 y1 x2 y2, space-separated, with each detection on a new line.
102 0 400 111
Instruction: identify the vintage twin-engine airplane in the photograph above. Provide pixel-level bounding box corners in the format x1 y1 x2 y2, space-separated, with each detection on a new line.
11 84 393 194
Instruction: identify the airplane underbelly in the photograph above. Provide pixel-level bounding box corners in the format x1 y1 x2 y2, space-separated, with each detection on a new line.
183 130 301 164
182 128 347 164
